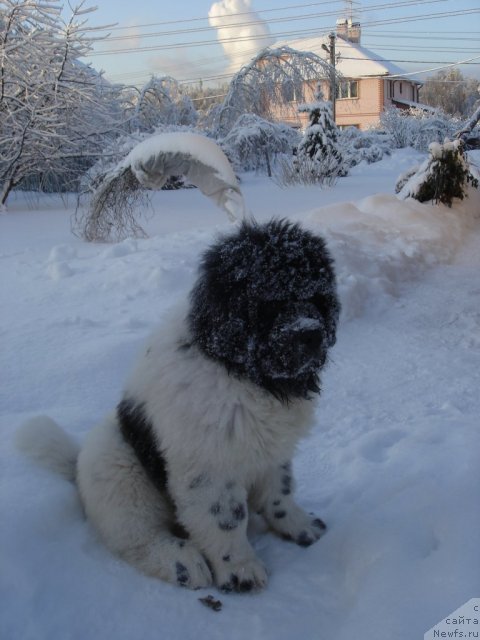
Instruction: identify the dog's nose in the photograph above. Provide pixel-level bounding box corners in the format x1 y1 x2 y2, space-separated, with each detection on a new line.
299 328 323 352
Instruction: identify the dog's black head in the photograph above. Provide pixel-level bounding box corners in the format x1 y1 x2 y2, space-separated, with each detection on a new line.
188 219 340 401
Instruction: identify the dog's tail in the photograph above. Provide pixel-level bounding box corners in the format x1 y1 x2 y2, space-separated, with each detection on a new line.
16 416 80 483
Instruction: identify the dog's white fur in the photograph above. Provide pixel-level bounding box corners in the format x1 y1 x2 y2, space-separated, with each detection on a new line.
17 302 326 591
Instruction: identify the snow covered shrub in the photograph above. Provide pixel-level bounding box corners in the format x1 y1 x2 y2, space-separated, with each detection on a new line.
380 107 459 152
75 166 150 243
273 154 342 188
74 127 195 242
339 127 392 167
396 139 479 207
75 132 245 242
219 114 299 175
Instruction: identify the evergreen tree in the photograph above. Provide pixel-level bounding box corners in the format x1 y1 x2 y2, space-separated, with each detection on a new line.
296 84 346 178
396 139 479 207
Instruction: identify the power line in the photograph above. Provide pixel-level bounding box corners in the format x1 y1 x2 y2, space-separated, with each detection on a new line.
88 8 480 57
102 0 449 43
95 0 346 32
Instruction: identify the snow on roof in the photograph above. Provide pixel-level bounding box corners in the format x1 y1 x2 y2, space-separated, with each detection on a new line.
274 34 408 79
392 98 435 112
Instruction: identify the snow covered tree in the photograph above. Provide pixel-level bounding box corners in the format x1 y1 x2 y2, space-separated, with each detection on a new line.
420 69 480 117
0 0 124 206
295 84 345 179
132 76 198 132
211 46 337 136
396 139 479 207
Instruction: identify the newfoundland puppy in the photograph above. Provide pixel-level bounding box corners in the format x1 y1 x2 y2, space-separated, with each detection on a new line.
17 219 340 592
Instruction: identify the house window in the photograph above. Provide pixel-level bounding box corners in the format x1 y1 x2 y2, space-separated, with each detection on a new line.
336 80 358 99
399 82 403 94
282 81 295 103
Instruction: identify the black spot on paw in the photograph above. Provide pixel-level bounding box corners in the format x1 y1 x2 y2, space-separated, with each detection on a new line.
220 582 233 593
312 518 327 530
222 554 231 562
281 475 292 496
176 562 190 586
231 503 246 521
220 574 239 593
274 510 287 519
210 502 222 516
296 531 314 547
281 533 293 542
239 579 254 593
272 499 281 506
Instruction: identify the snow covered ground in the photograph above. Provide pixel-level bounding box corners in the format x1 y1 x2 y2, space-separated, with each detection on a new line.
1 149 479 640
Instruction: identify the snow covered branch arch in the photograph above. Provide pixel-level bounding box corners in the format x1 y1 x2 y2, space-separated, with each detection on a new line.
212 46 340 135
74 133 246 242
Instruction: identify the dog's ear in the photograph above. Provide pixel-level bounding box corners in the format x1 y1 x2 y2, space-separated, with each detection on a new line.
188 219 340 398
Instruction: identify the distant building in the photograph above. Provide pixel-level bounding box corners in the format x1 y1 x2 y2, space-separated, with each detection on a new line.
273 18 423 130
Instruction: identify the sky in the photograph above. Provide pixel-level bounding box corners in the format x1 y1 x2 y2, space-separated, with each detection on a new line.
76 0 480 87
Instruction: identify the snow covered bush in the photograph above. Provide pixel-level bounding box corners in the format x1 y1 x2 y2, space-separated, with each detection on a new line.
396 139 479 207
75 132 245 242
219 114 299 175
339 127 392 167
380 106 459 152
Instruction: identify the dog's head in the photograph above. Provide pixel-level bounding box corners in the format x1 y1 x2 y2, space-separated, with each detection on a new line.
188 219 340 401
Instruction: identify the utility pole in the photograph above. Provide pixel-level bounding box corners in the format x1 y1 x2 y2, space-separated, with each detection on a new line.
322 32 337 122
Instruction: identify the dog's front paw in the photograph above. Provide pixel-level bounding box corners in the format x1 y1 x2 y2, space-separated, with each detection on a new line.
269 506 327 547
214 556 268 593
170 542 213 589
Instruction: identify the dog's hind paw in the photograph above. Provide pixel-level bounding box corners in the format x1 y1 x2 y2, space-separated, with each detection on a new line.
216 556 268 593
270 506 327 547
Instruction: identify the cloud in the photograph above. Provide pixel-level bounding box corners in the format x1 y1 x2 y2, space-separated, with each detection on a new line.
208 0 274 74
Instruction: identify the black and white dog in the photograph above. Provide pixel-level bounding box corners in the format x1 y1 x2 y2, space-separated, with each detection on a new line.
17 219 340 593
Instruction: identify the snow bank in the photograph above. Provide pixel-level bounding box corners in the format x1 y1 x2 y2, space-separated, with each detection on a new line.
1 150 479 640
306 188 480 319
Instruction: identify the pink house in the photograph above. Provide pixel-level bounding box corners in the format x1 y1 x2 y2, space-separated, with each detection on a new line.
273 19 422 130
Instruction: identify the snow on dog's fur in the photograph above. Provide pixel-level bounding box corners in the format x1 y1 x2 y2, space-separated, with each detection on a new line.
17 219 340 592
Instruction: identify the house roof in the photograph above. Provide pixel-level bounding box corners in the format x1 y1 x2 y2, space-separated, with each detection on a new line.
274 33 408 80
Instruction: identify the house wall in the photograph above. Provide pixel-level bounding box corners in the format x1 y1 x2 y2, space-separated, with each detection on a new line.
269 76 420 131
